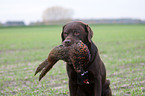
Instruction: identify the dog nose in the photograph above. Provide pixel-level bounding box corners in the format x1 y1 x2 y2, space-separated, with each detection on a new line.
64 40 71 46
65 40 71 44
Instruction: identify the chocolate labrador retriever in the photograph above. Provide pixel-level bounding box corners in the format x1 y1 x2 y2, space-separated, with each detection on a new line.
61 21 112 96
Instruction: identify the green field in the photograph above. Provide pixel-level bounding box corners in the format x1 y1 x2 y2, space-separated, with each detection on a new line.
0 24 145 95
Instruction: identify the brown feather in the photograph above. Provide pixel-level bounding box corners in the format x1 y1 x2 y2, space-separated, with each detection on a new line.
34 40 90 81
34 59 48 76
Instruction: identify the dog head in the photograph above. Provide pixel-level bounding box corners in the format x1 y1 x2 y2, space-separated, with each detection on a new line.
61 21 93 48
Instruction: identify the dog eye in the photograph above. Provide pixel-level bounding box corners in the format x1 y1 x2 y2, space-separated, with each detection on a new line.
74 31 80 36
64 32 68 36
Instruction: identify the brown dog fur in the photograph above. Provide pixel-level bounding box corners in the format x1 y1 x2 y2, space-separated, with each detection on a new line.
61 21 112 96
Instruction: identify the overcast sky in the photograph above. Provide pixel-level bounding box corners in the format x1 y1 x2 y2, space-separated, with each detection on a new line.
0 0 145 24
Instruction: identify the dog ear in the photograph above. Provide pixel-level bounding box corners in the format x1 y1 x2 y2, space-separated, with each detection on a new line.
85 24 93 43
61 32 64 42
61 25 65 42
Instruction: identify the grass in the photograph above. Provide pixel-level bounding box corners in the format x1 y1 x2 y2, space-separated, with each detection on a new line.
0 24 145 95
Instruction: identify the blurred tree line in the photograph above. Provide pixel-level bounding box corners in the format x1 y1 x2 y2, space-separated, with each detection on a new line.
42 6 74 25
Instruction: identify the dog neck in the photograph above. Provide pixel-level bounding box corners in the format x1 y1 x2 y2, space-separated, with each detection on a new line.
84 41 98 70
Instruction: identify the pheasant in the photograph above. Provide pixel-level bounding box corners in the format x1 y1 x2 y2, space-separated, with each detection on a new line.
34 40 91 84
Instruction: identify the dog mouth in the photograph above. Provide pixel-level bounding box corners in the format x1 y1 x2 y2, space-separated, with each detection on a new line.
62 37 80 47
